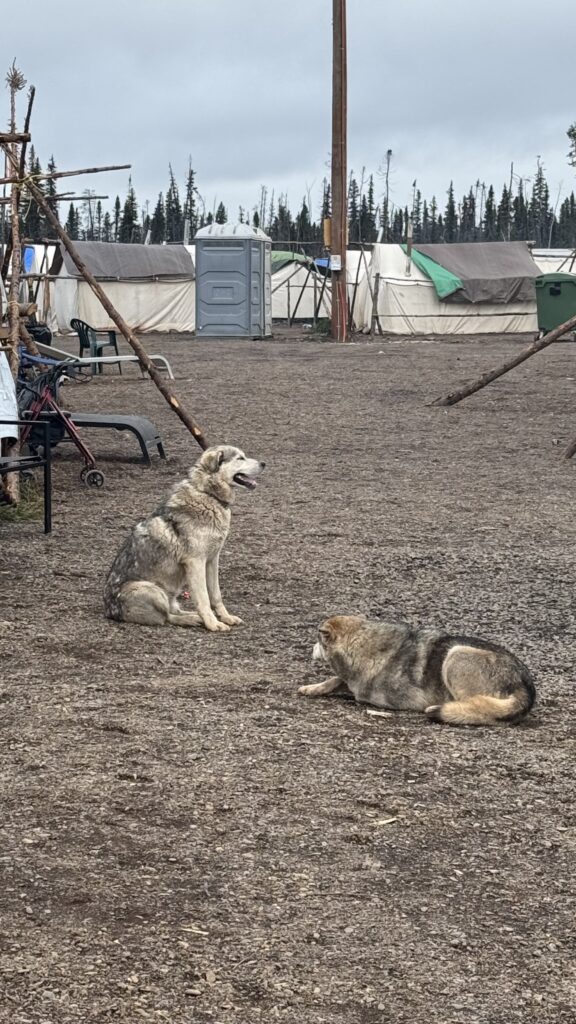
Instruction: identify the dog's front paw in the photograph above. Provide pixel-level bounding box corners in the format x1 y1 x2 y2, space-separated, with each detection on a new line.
203 618 231 633
218 612 243 626
298 684 316 696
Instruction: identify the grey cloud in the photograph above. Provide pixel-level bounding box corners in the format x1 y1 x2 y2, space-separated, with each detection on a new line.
3 0 575 222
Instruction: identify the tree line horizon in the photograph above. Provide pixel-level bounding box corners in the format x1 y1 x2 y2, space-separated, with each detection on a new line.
6 137 576 255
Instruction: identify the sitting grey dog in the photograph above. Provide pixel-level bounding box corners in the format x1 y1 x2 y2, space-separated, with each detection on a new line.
104 445 264 631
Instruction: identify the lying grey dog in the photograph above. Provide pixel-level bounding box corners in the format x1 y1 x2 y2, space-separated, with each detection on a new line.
104 445 264 631
299 615 535 726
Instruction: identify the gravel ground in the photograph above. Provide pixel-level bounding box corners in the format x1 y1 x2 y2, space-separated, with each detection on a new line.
1 327 575 1024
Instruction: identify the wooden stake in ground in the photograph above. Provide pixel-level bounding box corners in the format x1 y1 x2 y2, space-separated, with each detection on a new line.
430 313 576 409
1 140 209 450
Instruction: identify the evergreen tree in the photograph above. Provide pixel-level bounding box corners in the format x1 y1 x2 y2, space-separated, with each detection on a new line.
295 198 313 243
269 197 285 240
150 193 166 244
165 166 183 242
321 180 331 219
512 183 528 242
95 201 103 242
443 182 458 242
421 200 430 242
215 202 227 224
266 190 276 235
64 203 80 240
483 185 497 240
557 192 576 247
102 211 112 243
43 156 59 238
460 188 476 242
113 196 121 242
348 174 360 243
391 208 404 242
429 197 439 242
182 159 197 238
528 160 552 245
119 178 140 243
21 148 44 240
366 175 377 241
496 185 511 241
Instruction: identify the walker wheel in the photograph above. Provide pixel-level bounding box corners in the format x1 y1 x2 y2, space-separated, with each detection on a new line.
84 469 105 488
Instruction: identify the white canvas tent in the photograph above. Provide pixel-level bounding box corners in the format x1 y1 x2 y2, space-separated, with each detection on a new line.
271 259 330 320
353 244 539 335
270 249 367 321
44 242 196 335
531 248 576 275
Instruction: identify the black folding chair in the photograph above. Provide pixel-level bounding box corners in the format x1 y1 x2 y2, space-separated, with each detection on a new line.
0 419 52 533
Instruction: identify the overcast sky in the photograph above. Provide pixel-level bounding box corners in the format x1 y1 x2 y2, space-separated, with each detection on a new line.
4 0 576 226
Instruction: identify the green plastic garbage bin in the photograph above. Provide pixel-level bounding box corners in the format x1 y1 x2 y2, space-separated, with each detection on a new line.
535 273 576 334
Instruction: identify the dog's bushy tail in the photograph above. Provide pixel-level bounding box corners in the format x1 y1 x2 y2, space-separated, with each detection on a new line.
427 682 535 727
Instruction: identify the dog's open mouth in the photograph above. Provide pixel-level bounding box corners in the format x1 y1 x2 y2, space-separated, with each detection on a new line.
233 472 258 490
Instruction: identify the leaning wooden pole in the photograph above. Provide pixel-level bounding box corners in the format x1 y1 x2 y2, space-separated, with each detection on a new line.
1 143 209 450
430 314 576 408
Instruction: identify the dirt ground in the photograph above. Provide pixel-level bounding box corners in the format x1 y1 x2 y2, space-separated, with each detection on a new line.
1 326 575 1024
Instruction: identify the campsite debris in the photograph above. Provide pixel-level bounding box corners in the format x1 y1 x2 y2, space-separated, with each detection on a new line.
0 63 210 484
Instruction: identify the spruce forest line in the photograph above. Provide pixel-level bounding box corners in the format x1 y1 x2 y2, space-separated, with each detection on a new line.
7 148 576 253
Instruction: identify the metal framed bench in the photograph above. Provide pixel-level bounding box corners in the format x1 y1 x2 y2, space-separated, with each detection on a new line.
40 410 166 465
0 419 52 533
35 341 175 380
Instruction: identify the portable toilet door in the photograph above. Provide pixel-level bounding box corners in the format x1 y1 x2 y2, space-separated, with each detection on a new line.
194 223 272 338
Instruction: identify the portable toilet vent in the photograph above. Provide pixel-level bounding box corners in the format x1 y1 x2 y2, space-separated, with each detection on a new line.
194 222 272 337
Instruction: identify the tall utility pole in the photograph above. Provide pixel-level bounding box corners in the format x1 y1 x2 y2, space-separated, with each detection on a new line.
331 0 348 341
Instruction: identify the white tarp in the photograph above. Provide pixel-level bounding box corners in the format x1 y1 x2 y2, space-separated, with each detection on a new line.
353 244 537 335
44 242 195 335
0 352 18 442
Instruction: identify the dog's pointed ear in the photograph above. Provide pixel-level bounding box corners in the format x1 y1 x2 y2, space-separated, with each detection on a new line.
319 620 336 644
200 447 226 474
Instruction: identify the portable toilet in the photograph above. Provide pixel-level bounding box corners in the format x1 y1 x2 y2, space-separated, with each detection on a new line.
194 223 272 337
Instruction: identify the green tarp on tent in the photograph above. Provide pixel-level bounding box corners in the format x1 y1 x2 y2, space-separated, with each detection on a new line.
401 245 463 299
271 250 310 274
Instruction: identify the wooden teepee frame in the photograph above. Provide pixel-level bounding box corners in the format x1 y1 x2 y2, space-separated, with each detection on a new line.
1 65 209 504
